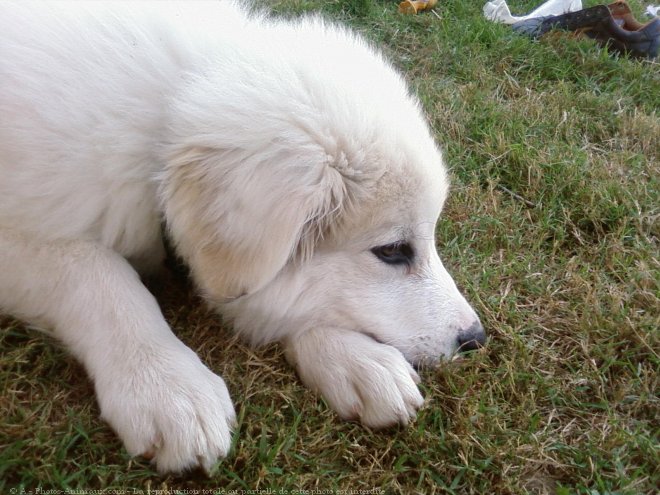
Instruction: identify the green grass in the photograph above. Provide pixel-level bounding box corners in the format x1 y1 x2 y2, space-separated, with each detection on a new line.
1 1 658 493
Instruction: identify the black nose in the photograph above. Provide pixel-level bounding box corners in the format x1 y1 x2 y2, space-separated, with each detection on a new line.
457 321 486 353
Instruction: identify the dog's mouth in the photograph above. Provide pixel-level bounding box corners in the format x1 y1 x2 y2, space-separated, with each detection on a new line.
221 292 247 303
361 330 386 345
360 330 436 370
411 355 446 371
359 329 480 370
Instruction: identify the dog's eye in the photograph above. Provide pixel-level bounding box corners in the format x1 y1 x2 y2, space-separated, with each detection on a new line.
371 242 414 265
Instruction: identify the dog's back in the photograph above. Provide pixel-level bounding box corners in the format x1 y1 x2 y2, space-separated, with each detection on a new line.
0 2 204 267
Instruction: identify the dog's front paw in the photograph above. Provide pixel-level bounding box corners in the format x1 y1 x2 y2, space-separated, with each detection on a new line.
95 344 236 474
285 328 424 429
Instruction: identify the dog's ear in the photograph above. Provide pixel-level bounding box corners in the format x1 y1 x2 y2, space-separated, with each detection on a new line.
161 144 351 302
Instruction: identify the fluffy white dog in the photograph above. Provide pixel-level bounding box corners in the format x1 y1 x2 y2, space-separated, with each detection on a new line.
0 1 485 473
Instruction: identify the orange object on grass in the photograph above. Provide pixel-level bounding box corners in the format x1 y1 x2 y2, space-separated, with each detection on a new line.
399 0 438 15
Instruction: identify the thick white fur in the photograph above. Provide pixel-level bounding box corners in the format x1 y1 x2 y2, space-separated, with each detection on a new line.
0 1 481 473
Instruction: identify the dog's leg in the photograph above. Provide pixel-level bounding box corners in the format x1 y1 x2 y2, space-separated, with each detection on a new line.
0 228 235 473
284 327 424 428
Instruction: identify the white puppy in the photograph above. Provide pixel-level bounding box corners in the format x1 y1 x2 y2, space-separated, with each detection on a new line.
0 1 485 473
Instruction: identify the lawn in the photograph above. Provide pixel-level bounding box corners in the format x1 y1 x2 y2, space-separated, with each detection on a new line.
1 1 658 494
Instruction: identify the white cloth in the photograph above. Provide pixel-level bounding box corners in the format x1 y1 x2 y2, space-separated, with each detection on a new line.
646 5 660 17
484 0 582 25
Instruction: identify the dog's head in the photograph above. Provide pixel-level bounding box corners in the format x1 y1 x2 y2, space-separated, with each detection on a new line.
160 18 484 365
